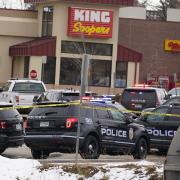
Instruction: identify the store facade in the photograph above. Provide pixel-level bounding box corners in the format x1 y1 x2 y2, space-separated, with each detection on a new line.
7 0 142 94
119 17 180 90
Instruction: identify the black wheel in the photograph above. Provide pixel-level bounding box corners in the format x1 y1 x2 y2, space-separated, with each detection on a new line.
80 135 100 159
0 147 6 154
31 149 49 159
133 138 148 159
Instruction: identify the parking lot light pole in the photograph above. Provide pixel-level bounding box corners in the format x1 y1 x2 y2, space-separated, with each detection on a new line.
75 54 90 164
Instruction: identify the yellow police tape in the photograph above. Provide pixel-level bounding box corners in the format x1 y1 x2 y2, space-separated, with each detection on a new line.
0 101 180 118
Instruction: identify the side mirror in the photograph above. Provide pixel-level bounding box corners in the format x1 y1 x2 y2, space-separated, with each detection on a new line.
33 95 39 102
139 114 148 122
125 116 133 124
0 87 3 92
164 94 171 100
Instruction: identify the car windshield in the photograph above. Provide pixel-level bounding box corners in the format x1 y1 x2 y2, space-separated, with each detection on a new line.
111 102 126 111
0 109 20 119
12 82 45 93
163 96 180 105
168 88 180 96
2 82 12 91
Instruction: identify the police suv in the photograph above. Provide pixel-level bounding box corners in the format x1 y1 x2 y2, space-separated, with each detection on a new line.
137 103 180 154
24 102 149 159
121 85 167 112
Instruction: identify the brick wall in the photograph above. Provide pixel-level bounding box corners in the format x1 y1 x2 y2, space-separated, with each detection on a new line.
119 18 180 83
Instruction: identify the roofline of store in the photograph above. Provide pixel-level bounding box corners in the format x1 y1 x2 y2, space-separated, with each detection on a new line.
24 0 134 6
0 7 37 12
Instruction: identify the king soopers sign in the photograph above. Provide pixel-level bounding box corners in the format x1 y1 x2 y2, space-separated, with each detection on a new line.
68 7 113 38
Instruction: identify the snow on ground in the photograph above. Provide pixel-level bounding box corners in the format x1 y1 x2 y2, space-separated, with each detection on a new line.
0 156 163 180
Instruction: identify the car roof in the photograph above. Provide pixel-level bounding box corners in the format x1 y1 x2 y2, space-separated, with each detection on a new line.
152 104 180 111
82 102 109 108
125 86 165 90
0 102 13 107
8 79 43 83
47 89 96 93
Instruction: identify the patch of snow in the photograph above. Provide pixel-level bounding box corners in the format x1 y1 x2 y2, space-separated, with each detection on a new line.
0 156 163 180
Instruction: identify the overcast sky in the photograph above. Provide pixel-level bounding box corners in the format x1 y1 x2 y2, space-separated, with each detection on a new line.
0 0 160 9
0 0 25 9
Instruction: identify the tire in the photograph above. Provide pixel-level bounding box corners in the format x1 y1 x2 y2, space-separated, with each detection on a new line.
31 149 49 159
80 135 100 159
0 147 6 154
133 138 148 159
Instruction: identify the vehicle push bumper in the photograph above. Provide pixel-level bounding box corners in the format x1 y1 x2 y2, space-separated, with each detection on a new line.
0 134 24 147
24 134 85 150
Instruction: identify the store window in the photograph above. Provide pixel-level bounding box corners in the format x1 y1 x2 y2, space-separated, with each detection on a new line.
61 41 112 56
24 56 30 78
115 62 127 88
89 60 111 87
60 58 81 85
42 6 53 36
42 57 56 84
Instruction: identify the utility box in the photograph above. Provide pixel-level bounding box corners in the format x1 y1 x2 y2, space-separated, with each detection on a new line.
164 127 180 179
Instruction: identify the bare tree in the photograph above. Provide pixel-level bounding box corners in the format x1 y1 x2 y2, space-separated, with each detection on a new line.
134 0 148 7
0 0 7 8
19 0 24 9
138 0 180 20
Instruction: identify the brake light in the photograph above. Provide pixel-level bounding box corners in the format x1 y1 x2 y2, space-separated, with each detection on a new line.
82 96 90 101
66 118 78 129
0 121 7 129
15 95 19 103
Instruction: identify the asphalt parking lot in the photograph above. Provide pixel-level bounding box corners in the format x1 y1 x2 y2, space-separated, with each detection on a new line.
2 145 166 164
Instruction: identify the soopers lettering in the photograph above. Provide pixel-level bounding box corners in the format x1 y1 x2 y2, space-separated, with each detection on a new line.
101 128 127 138
73 22 110 35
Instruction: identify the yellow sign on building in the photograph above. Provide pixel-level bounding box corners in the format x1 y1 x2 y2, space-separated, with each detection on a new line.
165 40 180 52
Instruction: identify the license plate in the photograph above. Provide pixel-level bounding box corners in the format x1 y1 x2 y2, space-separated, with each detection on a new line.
16 124 22 131
40 121 49 127
135 104 142 109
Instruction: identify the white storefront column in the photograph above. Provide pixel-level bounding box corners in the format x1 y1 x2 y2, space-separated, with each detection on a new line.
127 62 135 87
55 56 60 86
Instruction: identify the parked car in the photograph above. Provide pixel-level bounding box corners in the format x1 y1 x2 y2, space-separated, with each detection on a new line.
167 87 180 97
141 95 180 114
121 85 167 113
136 103 180 154
0 102 24 153
164 126 180 180
0 79 46 114
34 89 97 102
24 102 149 159
163 95 180 106
91 99 137 120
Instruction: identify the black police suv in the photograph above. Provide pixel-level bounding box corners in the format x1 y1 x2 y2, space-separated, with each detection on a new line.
0 102 24 153
136 104 180 154
24 102 149 159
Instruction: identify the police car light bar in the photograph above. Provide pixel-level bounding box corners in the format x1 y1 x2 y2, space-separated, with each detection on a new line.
134 84 149 88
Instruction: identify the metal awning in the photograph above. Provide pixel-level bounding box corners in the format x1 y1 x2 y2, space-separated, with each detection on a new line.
117 44 143 62
24 0 134 6
9 36 56 57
